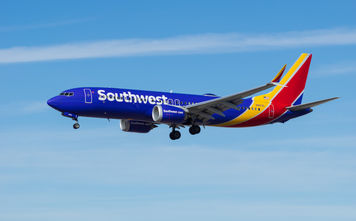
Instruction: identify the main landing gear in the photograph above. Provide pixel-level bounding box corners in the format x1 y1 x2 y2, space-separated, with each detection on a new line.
189 125 201 135
169 125 201 140
169 128 181 140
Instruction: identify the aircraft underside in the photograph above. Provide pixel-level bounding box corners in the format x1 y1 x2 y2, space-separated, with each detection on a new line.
47 53 338 140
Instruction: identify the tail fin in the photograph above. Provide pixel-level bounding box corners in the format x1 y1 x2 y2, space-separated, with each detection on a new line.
265 53 312 106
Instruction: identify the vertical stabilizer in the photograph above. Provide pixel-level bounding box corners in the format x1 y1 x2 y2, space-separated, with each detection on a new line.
265 53 312 106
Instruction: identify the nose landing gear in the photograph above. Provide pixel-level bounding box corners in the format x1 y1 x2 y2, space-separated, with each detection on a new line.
73 122 80 129
61 112 80 130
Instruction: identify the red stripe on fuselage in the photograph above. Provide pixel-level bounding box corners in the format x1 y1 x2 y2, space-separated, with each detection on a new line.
272 56 311 107
228 55 311 127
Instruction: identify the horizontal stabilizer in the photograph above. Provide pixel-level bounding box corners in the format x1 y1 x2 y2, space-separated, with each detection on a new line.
286 97 339 111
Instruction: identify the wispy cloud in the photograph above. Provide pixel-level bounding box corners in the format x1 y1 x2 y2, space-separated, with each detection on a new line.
1 125 355 150
1 201 356 221
1 28 356 64
245 135 356 148
1 127 356 220
1 132 356 187
313 61 356 76
0 101 48 116
0 18 93 33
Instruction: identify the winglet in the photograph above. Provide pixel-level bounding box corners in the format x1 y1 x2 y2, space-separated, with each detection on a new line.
272 64 286 83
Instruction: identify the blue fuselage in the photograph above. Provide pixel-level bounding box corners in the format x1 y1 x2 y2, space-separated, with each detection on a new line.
47 87 255 125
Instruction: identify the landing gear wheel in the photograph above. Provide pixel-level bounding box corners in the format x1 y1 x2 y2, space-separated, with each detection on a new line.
169 130 181 140
73 122 80 129
189 125 201 135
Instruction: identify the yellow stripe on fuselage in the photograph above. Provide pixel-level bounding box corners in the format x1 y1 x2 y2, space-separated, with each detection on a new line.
213 96 269 127
214 53 309 127
264 53 309 100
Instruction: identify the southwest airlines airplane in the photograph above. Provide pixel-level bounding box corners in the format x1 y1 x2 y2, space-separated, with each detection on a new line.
48 53 338 140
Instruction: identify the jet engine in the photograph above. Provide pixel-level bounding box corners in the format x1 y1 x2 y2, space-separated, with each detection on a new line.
120 120 156 133
152 104 187 124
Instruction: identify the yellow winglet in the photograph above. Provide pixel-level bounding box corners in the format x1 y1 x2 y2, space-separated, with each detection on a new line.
272 64 286 83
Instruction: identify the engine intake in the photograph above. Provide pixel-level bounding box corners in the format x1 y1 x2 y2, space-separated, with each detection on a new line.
120 120 155 133
152 105 187 123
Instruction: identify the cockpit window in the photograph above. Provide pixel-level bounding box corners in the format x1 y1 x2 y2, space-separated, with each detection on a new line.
59 92 74 96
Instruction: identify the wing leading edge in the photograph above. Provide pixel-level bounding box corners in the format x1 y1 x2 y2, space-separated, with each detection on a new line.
186 65 287 121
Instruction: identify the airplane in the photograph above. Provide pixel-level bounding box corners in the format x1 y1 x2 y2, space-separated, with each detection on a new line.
47 53 338 140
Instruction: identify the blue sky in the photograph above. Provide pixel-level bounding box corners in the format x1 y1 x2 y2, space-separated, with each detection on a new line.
1 0 356 220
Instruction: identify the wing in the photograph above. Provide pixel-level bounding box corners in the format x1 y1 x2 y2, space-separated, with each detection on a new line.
286 97 339 111
186 65 287 121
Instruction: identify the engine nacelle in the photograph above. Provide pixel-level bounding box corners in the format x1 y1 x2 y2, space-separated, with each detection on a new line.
120 120 155 133
152 105 187 124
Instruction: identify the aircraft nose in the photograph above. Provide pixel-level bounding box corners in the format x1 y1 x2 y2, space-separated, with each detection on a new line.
47 96 59 109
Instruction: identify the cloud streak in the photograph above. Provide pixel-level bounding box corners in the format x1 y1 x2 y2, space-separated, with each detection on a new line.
0 101 48 116
313 61 356 76
1 126 355 221
1 28 356 63
0 18 93 33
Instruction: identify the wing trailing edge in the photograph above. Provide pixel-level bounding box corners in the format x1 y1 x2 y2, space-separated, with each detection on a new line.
186 64 288 121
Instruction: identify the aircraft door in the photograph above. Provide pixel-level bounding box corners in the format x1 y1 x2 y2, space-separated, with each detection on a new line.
268 104 274 119
84 89 93 104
